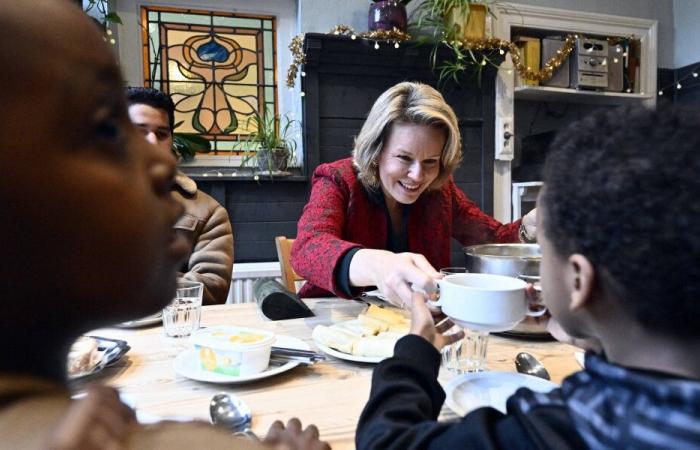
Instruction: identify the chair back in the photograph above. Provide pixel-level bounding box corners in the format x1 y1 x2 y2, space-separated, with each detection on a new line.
275 236 304 292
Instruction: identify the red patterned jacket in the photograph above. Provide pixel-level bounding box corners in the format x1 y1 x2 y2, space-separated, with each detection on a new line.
291 158 520 298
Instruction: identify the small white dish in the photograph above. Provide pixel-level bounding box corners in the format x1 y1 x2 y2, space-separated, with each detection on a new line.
574 351 585 368
173 335 308 384
444 371 557 415
313 340 384 364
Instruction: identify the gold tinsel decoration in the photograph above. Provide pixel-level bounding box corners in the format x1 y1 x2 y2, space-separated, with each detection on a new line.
287 27 631 89
286 35 306 89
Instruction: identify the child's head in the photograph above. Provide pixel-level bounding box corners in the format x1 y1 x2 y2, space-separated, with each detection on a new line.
538 105 700 341
0 0 188 334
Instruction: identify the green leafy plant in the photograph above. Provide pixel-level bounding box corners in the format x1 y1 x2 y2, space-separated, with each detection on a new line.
172 121 211 161
238 111 298 174
410 0 501 86
83 0 122 27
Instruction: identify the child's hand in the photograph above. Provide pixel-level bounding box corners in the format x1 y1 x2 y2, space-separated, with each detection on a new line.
48 385 136 450
262 418 330 450
409 291 464 351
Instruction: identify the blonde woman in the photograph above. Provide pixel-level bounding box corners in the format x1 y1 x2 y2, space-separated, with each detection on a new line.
291 82 536 308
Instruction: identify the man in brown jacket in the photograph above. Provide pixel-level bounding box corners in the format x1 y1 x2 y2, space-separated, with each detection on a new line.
126 87 234 305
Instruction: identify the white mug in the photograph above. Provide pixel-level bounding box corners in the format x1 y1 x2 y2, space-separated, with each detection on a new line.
432 273 541 332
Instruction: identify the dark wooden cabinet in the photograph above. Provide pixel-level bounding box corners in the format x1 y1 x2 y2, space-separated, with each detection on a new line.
201 33 500 264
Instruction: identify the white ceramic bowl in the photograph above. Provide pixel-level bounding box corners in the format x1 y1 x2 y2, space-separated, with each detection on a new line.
435 273 528 332
189 326 275 376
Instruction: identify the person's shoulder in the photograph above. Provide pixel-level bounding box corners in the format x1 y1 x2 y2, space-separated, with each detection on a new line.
312 157 358 186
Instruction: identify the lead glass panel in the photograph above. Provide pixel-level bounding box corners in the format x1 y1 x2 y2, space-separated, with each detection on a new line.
141 6 277 154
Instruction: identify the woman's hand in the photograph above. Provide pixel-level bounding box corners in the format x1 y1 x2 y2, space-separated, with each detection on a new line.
521 208 537 242
409 291 464 351
48 385 136 450
262 418 331 450
349 249 441 309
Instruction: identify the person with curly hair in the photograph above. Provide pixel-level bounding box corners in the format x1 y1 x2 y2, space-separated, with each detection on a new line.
291 82 536 308
356 104 700 449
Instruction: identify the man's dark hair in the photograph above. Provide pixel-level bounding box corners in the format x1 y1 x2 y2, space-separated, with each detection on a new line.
541 105 700 338
125 86 175 132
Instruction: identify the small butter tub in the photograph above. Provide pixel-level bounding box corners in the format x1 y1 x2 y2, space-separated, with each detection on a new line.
189 326 276 376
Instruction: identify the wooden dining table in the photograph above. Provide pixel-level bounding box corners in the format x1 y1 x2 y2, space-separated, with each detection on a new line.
74 298 581 450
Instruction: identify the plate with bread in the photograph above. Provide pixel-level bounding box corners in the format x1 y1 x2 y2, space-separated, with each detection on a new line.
67 336 130 379
312 305 409 363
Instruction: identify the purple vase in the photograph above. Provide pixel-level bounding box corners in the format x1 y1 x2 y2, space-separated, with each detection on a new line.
368 0 407 32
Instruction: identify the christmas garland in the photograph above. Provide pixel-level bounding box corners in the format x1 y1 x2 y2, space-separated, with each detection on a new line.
287 25 639 90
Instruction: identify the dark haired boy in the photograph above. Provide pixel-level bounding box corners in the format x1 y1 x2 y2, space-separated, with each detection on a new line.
356 105 700 450
126 87 234 305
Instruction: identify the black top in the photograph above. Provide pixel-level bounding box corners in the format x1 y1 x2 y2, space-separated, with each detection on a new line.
336 186 410 297
356 334 700 450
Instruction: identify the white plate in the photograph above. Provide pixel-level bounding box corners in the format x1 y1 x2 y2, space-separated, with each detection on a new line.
173 335 309 384
574 351 585 368
444 371 557 415
313 340 385 364
115 311 162 328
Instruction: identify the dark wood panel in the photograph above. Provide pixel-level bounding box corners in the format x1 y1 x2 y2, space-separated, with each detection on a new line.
222 182 309 203
234 221 299 238
234 240 285 263
227 202 306 222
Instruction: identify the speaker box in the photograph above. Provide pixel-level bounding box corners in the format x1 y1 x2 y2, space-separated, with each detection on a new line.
607 43 624 92
541 37 570 88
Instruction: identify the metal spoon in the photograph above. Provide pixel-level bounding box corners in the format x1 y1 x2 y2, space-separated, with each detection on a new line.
209 393 258 440
515 352 551 380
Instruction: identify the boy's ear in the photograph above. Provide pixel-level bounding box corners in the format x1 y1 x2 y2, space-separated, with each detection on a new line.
568 254 595 311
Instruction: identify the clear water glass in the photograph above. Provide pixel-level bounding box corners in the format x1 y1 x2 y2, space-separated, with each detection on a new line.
438 267 488 372
441 328 489 373
162 280 203 338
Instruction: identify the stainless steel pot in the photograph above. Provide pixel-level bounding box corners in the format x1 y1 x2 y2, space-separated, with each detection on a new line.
463 244 549 338
464 244 541 278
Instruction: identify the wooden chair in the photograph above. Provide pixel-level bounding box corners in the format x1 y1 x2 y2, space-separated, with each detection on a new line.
275 236 304 292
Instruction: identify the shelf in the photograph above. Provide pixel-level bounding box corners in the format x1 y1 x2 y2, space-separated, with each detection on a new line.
514 85 653 105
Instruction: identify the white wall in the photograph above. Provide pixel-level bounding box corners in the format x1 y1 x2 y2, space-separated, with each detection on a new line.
673 0 700 67
299 0 676 68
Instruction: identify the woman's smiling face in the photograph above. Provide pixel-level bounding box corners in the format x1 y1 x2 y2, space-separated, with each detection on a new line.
377 122 446 207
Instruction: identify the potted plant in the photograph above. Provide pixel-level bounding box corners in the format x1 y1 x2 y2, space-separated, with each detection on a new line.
172 127 211 161
411 0 499 85
239 111 298 174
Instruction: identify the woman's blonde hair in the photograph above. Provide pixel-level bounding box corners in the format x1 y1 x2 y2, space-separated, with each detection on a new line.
352 82 461 191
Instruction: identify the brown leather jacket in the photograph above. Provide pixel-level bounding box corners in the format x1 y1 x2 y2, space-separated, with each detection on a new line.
173 173 233 305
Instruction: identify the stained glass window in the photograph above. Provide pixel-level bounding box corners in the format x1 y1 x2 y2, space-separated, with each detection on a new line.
141 6 277 154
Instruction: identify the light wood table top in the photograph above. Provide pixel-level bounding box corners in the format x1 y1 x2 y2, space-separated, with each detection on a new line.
76 299 581 450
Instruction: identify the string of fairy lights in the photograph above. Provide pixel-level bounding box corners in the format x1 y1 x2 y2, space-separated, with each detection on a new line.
657 64 700 97
286 25 648 96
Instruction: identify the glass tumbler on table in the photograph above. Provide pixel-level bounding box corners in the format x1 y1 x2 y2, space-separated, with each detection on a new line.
439 267 490 373
162 280 203 338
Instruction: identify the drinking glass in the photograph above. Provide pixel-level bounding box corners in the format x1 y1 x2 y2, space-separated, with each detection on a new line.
162 280 203 338
439 267 489 372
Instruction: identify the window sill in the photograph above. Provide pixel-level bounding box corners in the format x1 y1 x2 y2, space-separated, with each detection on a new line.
181 167 307 182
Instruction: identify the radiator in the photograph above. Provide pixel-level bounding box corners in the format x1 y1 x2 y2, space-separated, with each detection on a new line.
227 262 282 304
